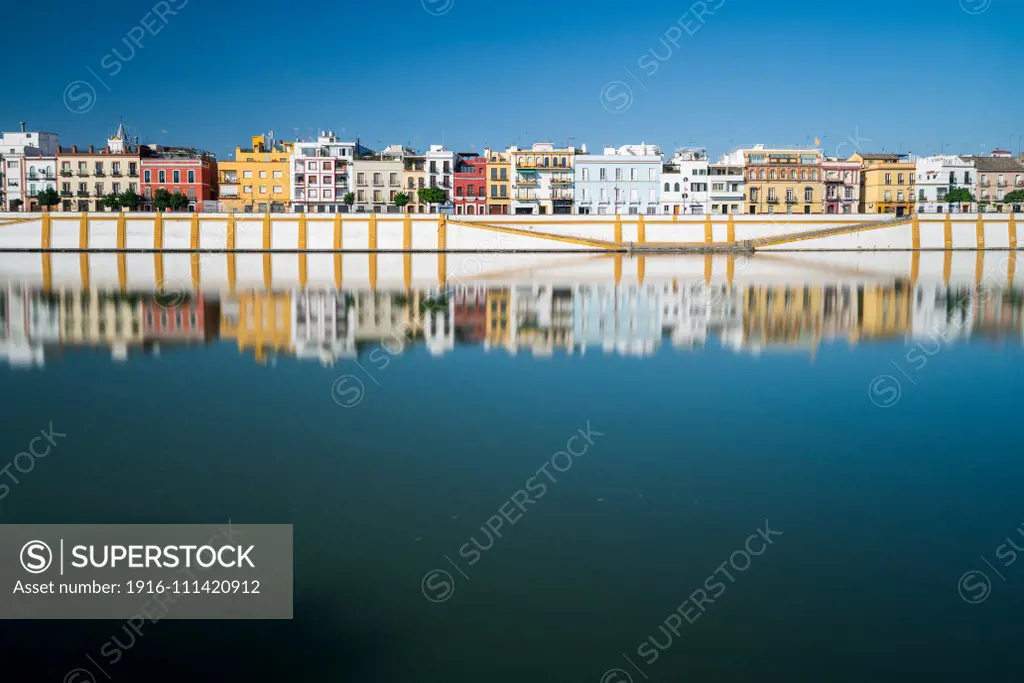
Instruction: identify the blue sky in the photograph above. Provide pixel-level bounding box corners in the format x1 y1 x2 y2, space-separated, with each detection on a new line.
5 0 1023 161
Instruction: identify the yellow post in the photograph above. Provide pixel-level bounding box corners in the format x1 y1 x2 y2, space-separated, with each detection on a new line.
226 213 236 295
1009 213 1017 250
369 213 378 250
79 212 89 289
437 214 447 285
727 214 735 245
334 253 342 289
369 252 378 291
614 214 622 245
704 214 713 244
637 255 646 284
154 211 164 249
704 254 712 285
943 249 952 285
975 252 984 286
910 251 920 284
334 214 342 251
726 254 735 286
403 212 412 251
262 213 272 291
41 210 52 249
404 252 412 290
911 214 920 250
637 214 646 245
1008 253 1017 288
117 210 127 291
613 254 622 285
944 213 952 249
298 213 308 290
976 213 985 250
190 212 200 289
41 211 52 292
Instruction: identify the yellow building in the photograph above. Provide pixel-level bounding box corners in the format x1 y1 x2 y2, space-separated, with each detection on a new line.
220 291 292 363
218 135 292 213
56 122 142 212
485 148 510 215
849 153 915 216
743 146 824 214
58 289 144 360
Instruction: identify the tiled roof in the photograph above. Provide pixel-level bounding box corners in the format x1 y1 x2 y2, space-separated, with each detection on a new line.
857 153 906 161
963 156 1024 172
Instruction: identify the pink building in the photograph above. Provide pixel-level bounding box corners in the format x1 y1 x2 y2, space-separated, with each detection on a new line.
822 158 860 214
453 154 487 215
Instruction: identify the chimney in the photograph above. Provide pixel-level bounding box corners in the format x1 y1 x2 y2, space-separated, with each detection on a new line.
72 145 78 153
20 121 26 132
88 145 94 153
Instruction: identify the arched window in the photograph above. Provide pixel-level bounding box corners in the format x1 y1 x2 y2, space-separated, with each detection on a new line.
790 170 796 180
749 170 756 179
811 171 818 181
801 170 807 180
759 170 765 180
561 156 567 167
664 182 670 191
769 170 776 180
674 183 680 192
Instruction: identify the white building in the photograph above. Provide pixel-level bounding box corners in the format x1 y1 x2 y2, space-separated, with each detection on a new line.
660 148 709 215
423 303 455 356
573 283 662 355
425 145 455 209
290 131 371 213
510 143 579 215
912 283 974 342
0 285 60 368
915 155 975 213
709 150 746 215
292 290 356 364
574 144 662 215
660 281 743 349
0 125 59 211
351 145 408 214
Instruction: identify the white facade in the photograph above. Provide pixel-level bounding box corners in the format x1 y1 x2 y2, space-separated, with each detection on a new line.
0 284 60 368
292 290 356 364
510 143 579 215
915 155 975 213
290 131 368 213
423 304 455 356
709 153 745 215
660 148 709 215
0 129 59 210
573 144 662 216
351 145 408 213
425 145 455 207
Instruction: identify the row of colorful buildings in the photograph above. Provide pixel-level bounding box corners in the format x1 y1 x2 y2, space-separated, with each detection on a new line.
3 122 1024 216
4 279 1020 368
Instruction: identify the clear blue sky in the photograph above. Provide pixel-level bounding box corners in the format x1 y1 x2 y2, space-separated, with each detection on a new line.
6 0 1023 161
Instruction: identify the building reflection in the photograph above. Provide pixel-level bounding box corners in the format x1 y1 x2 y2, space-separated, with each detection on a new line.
3 277 1023 368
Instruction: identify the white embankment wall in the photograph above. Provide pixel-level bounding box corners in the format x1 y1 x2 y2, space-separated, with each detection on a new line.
0 212 1019 251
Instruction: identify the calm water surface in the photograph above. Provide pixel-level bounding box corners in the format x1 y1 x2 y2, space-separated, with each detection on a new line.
1 254 1023 682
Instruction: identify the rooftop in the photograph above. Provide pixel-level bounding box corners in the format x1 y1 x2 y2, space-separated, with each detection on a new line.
857 153 907 161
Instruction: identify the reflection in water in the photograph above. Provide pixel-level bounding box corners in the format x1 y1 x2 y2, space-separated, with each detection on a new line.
3 278 1022 368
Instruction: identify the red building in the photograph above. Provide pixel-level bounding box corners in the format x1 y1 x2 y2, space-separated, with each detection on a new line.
140 146 218 211
453 154 487 215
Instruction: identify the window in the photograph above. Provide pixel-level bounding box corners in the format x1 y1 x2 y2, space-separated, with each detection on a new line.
259 186 267 194
357 173 365 185
630 168 637 181
500 168 507 180
242 170 253 179
759 170 765 180
491 168 497 180
500 185 507 198
273 186 283 193
770 170 776 180
897 173 904 184
467 184 474 196
112 183 120 193
96 183 104 195
172 170 180 183
674 183 680 192
187 170 195 183
144 170 151 182
615 168 622 181
885 173 891 185
649 168 655 181
259 170 267 179
664 182 670 191
897 191 904 202
648 188 656 203
491 185 498 198
158 170 166 183
804 187 813 202
582 168 589 181
273 170 283 179
630 188 638 202
372 173 381 185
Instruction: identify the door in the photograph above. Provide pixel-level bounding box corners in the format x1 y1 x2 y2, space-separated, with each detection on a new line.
896 206 905 217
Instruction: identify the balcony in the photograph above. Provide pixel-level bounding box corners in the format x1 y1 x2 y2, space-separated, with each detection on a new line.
60 171 72 178
785 197 798 204
76 171 89 178
551 177 573 186
222 174 239 184
61 191 72 197
128 171 138 178
111 171 122 177
767 198 779 204
94 170 106 177
77 191 90 197
516 177 538 186
997 180 1007 187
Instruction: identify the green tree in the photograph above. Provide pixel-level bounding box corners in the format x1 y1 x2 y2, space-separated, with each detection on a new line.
941 188 974 209
119 189 142 211
1003 189 1024 204
34 187 61 209
394 192 410 209
153 188 173 211
168 192 190 212
101 193 122 211
417 186 447 210
343 192 355 208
